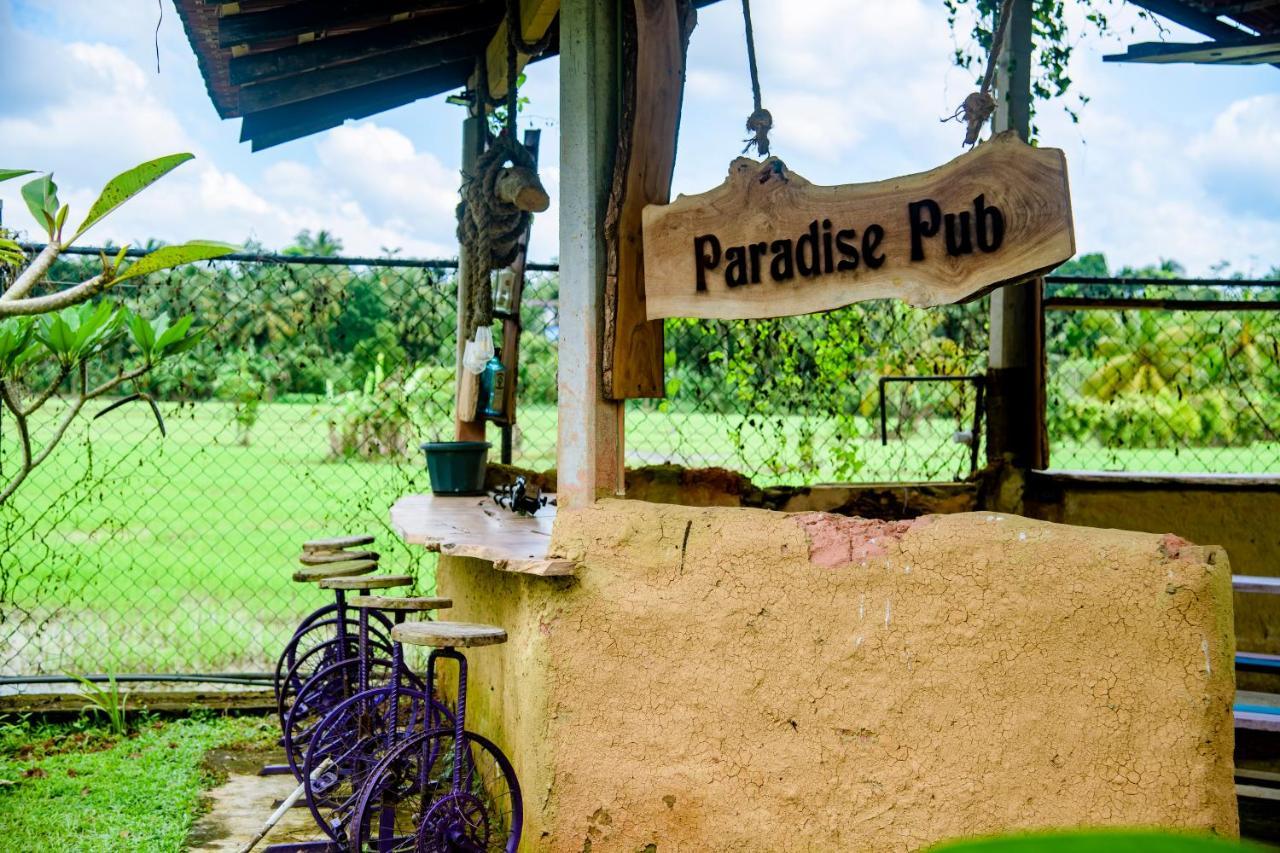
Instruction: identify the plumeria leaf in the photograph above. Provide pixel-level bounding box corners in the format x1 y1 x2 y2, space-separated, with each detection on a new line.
71 153 194 244
114 241 238 283
21 174 59 237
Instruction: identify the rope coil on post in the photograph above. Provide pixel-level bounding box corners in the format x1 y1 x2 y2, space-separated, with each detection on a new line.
455 2 554 343
739 0 773 157
944 0 1016 146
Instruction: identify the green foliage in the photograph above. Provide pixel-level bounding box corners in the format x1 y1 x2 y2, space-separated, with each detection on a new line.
113 241 239 283
66 673 129 736
21 173 60 237
213 349 278 446
942 0 1157 135
327 354 454 459
930 829 1261 852
70 153 194 244
0 714 268 852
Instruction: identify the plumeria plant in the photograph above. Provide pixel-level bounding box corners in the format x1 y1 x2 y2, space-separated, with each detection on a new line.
0 154 236 503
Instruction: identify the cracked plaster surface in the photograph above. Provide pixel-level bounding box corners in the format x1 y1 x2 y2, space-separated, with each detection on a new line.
437 501 1237 851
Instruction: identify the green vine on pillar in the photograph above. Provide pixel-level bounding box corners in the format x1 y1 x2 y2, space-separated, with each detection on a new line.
943 0 1161 137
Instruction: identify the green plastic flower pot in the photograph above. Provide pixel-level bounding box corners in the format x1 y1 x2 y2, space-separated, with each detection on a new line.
421 441 491 496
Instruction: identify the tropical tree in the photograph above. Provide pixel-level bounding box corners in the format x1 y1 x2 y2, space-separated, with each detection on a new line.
0 155 234 502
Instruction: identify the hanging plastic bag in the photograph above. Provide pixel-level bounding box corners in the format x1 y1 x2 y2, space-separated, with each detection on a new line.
458 327 494 422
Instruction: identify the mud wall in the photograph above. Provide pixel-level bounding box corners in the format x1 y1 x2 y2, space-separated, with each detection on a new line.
1025 473 1280 666
436 500 1237 851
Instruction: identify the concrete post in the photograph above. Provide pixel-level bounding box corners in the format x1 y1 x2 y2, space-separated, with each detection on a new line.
557 0 623 506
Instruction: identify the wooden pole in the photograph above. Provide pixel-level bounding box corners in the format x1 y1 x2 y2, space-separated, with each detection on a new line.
455 110 486 442
985 0 1047 470
557 0 624 507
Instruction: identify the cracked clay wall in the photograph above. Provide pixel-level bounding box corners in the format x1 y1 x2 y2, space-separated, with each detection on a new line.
435 501 1238 851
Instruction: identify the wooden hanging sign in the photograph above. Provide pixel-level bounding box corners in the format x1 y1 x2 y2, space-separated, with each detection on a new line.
641 132 1074 320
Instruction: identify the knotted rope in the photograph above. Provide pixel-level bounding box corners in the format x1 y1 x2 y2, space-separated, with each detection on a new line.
944 0 1015 146
455 0 554 341
456 137 539 340
740 0 773 157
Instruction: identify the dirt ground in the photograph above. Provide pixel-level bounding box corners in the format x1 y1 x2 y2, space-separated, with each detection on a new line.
187 748 326 851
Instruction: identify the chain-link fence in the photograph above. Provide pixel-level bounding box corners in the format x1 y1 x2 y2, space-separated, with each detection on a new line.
0 248 992 680
1045 278 1280 474
8 246 1269 681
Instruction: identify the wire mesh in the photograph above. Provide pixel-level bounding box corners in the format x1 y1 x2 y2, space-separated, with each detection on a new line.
13 250 1269 680
1045 280 1280 474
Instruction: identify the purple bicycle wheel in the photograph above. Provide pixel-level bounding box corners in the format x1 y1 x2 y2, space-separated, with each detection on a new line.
347 728 521 853
283 657 426 781
301 686 451 844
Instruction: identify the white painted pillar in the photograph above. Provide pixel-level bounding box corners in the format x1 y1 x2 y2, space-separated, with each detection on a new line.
557 0 623 506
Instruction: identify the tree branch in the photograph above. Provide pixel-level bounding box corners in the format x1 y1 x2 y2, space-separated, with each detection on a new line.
0 381 35 505
0 273 113 317
1 243 60 302
19 363 73 417
86 364 151 400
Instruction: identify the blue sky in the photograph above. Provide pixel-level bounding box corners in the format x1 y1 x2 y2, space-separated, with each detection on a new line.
1 0 1277 275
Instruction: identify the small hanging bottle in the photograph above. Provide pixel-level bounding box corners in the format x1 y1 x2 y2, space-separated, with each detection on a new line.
480 347 506 421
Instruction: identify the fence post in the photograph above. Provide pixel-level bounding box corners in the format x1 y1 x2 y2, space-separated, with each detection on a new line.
985 0 1048 475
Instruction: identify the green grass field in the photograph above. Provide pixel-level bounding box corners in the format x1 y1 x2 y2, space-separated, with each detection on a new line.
2 398 1276 676
0 713 272 852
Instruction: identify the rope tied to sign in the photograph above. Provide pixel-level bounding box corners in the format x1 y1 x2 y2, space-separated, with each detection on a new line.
739 0 773 157
944 0 1016 146
454 0 553 342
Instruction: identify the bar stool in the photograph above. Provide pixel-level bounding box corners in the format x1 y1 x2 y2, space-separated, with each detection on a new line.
346 620 522 852
292 593 454 848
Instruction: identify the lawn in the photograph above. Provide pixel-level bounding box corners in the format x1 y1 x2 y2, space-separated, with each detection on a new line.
0 712 272 852
1 397 1275 676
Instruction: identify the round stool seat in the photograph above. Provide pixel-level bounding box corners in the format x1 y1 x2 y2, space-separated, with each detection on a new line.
350 595 452 612
298 549 379 566
292 559 378 583
303 534 375 554
391 621 507 648
319 574 413 591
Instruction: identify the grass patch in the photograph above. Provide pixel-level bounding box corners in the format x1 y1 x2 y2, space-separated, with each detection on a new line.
0 713 273 852
2 398 1276 675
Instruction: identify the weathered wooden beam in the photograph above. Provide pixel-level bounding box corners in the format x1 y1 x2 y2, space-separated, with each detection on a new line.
558 0 622 506
239 59 471 149
475 0 559 99
1104 38 1280 65
228 5 498 85
601 0 693 399
236 31 486 112
986 0 1047 472
455 111 487 442
217 0 467 49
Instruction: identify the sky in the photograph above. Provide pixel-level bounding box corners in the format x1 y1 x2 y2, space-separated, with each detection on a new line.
1 0 1277 276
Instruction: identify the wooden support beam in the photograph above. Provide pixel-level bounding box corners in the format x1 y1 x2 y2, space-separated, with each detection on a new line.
239 59 471 149
1104 38 1280 65
985 0 1047 471
217 0 465 49
475 0 559 99
601 0 694 399
227 6 498 86
236 32 486 112
557 0 622 506
456 112 487 442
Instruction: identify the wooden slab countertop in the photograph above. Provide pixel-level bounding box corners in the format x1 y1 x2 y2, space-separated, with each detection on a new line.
390 494 576 577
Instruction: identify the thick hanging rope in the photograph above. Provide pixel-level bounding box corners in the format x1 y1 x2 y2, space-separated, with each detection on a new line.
740 0 773 157
455 0 553 341
944 0 1016 146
